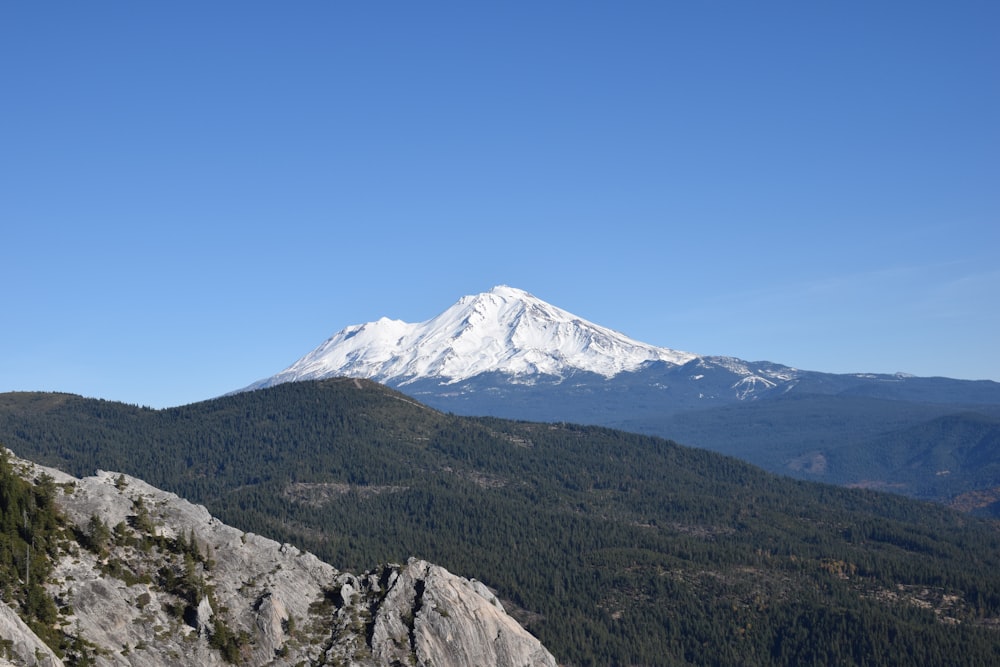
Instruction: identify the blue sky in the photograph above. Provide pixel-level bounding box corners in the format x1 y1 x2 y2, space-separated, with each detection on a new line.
2 2 997 408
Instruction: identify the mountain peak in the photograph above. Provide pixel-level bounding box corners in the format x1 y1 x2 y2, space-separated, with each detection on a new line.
245 287 697 390
480 284 532 298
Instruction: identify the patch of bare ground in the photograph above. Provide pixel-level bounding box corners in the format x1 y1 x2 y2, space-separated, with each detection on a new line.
847 480 908 491
947 486 1000 513
440 466 508 489
666 522 736 538
283 482 408 506
867 584 974 626
485 429 535 448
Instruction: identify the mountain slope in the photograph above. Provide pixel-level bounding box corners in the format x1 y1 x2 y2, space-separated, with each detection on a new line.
4 383 1000 665
244 285 697 390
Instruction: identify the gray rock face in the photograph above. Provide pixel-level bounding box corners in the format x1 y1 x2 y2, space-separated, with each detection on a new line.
0 601 63 667
322 560 557 667
1 452 556 667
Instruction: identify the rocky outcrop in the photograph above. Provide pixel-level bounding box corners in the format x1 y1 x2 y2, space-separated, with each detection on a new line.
1 452 556 666
324 560 557 667
0 601 63 667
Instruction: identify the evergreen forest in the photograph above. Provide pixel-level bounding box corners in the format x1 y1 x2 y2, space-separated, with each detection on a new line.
2 380 1000 666
0 449 71 655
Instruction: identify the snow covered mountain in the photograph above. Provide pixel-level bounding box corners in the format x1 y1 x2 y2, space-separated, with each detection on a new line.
242 285 1000 416
245 285 701 390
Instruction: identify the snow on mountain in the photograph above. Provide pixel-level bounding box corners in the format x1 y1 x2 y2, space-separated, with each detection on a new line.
246 285 698 390
688 356 801 398
241 285 993 409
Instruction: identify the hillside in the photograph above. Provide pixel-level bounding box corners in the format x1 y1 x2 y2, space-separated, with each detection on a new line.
3 381 1000 665
612 394 1000 508
0 448 555 666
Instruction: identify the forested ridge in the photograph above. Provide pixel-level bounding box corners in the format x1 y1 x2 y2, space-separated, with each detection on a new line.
627 393 1000 509
3 381 1000 665
0 449 70 655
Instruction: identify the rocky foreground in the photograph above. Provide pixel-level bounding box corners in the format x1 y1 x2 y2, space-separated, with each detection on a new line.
1 452 556 666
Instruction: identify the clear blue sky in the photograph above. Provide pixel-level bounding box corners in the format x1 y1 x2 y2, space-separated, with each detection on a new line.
2 2 997 408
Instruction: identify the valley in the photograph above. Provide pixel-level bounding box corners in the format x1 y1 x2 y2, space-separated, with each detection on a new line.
3 380 1000 665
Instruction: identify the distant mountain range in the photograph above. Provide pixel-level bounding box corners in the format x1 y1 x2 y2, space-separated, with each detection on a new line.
243 286 1000 511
